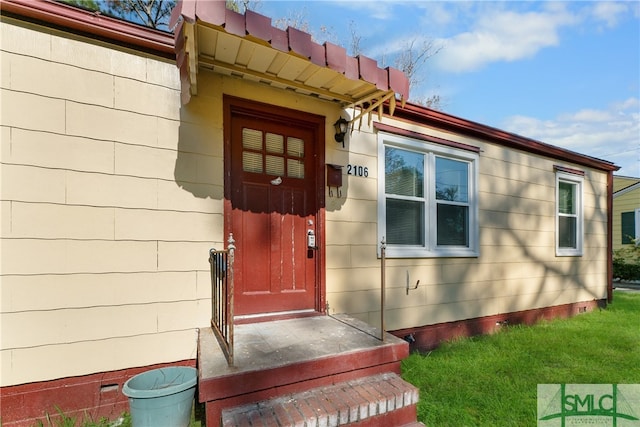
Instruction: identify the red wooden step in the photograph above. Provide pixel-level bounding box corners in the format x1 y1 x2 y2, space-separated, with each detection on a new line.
221 372 419 427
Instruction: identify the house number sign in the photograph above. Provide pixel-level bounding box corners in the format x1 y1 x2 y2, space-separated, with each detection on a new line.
347 164 369 178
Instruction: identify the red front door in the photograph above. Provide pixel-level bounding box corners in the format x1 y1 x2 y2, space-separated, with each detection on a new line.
225 98 324 317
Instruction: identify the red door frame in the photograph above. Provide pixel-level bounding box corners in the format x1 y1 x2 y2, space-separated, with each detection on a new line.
223 95 327 316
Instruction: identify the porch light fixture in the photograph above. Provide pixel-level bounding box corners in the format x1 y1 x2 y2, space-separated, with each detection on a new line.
333 117 349 147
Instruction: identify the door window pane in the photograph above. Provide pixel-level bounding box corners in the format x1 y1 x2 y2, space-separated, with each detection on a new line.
436 157 468 202
287 159 304 179
266 133 284 154
242 130 305 179
287 137 304 157
243 152 263 173
242 128 262 150
385 147 424 197
386 199 425 245
242 128 263 173
265 155 284 176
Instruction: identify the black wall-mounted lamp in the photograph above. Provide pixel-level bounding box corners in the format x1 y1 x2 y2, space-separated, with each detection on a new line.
333 117 348 148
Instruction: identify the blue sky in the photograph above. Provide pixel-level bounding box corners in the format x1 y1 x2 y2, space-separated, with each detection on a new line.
257 1 640 177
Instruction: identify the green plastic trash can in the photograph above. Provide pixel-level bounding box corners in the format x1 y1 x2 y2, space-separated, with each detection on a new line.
123 366 197 427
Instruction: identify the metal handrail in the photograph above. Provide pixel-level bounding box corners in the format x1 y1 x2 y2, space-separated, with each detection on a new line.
380 237 386 342
209 233 235 366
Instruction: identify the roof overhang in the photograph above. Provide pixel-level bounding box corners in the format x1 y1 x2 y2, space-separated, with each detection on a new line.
0 0 174 56
170 0 409 117
391 102 620 173
614 181 640 198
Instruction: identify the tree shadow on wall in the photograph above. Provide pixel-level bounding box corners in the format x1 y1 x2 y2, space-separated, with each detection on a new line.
173 96 224 202
387 156 608 351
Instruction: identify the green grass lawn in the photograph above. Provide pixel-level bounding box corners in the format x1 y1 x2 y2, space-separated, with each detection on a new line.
35 292 638 427
33 404 203 427
401 291 640 426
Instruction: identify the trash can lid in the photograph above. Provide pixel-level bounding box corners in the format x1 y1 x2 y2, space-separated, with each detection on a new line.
123 366 197 399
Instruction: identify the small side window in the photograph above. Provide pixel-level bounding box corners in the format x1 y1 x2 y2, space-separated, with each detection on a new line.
556 172 583 256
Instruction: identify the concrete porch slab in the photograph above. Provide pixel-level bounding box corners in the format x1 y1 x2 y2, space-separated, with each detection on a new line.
198 314 409 403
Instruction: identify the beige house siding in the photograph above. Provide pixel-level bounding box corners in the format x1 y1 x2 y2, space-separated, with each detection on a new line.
613 177 640 251
1 16 611 389
0 17 341 386
0 19 210 386
325 116 608 331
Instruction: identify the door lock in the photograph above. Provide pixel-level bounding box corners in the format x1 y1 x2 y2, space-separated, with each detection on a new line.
307 229 317 249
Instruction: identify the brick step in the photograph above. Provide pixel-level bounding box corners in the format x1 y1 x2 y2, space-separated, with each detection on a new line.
221 372 419 427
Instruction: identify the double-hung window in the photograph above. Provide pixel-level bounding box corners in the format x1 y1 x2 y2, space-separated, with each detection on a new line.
378 132 479 258
555 170 583 256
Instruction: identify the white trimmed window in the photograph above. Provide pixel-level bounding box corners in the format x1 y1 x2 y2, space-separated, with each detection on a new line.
556 170 584 256
377 132 479 258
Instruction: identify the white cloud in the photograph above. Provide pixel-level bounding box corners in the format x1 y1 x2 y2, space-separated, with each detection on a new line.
421 3 453 27
434 5 577 73
502 101 640 177
559 109 615 123
413 1 463 28
590 2 629 28
332 0 396 21
613 97 640 112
